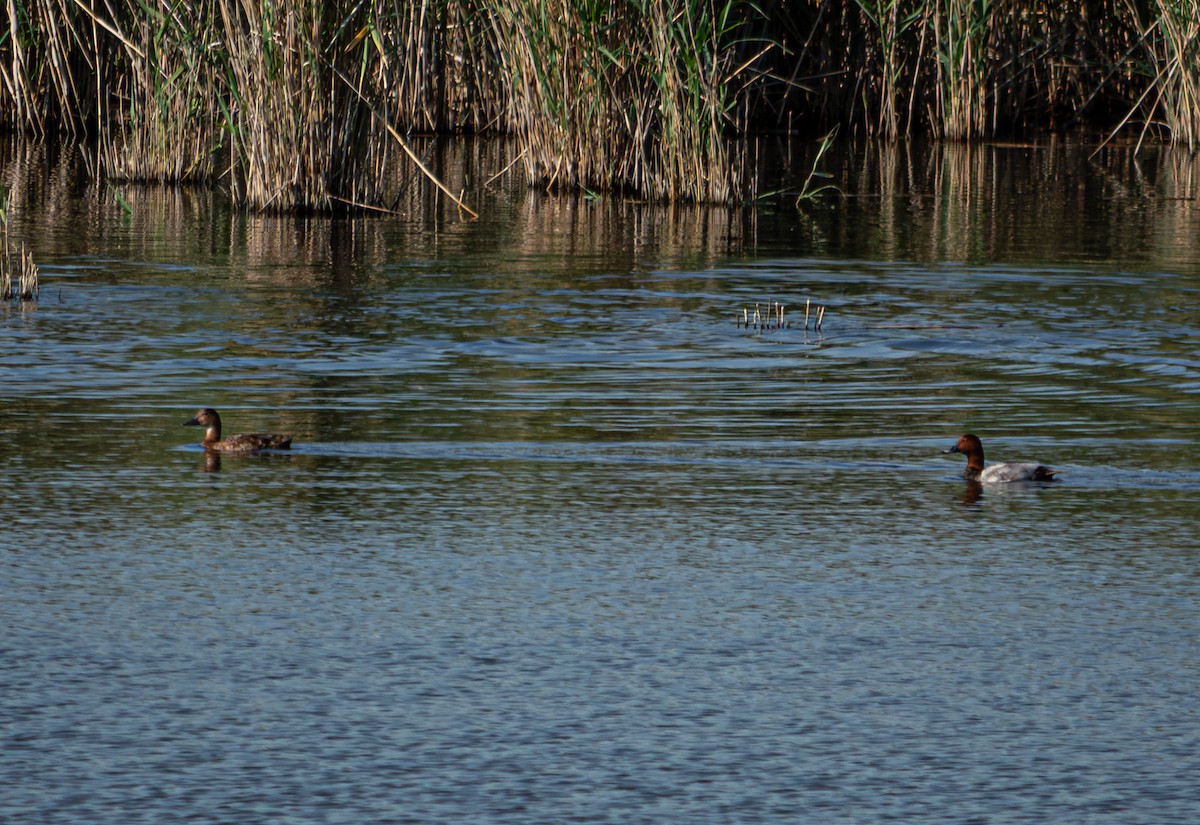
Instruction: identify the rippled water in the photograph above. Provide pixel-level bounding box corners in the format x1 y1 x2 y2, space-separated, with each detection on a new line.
2 141 1199 822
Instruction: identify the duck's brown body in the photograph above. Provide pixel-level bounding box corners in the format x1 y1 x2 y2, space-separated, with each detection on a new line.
183 408 292 452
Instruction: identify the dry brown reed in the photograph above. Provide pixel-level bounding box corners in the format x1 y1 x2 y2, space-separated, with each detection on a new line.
1120 0 1200 151
4 1 465 210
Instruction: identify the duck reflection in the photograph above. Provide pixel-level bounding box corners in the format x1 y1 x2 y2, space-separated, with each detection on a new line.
958 480 984 507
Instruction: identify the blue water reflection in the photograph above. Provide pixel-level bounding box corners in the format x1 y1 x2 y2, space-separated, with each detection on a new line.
2 141 1199 823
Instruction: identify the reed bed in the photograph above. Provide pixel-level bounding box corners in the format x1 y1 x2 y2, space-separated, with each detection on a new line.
485 0 758 201
766 0 1200 145
1 1 1198 210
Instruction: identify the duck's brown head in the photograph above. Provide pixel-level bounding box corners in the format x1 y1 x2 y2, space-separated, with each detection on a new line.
943 433 982 455
943 433 985 474
183 408 222 443
183 408 221 429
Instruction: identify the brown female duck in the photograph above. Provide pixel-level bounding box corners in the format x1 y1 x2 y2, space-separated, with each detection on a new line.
183 408 293 452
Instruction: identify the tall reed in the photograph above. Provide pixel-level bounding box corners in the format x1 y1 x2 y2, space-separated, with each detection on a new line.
94 2 219 183
930 0 994 140
855 0 922 140
1 0 90 135
1130 0 1200 151
219 1 335 209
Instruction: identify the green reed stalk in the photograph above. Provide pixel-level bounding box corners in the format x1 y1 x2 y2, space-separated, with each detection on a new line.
1100 0 1200 152
794 127 842 202
855 0 924 140
930 0 993 140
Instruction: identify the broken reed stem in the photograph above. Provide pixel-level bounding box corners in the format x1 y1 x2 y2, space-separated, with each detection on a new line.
0 209 7 300
738 300 783 330
329 63 478 218
0 196 38 303
1 243 39 303
19 245 39 300
737 299 825 332
1 194 37 302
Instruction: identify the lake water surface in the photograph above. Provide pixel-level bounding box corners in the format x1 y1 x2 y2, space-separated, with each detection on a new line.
2 139 1198 822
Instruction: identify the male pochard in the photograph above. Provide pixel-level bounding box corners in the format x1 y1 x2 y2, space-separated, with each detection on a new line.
183 408 293 452
943 433 1058 483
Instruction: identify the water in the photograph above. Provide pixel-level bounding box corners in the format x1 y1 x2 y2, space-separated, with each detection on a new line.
2 140 1198 823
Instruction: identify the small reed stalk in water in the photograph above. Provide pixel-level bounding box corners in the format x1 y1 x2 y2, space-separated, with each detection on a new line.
18 245 39 301
737 300 795 330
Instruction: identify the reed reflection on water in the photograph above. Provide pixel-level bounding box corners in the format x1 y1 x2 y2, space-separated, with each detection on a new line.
1 139 1198 823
